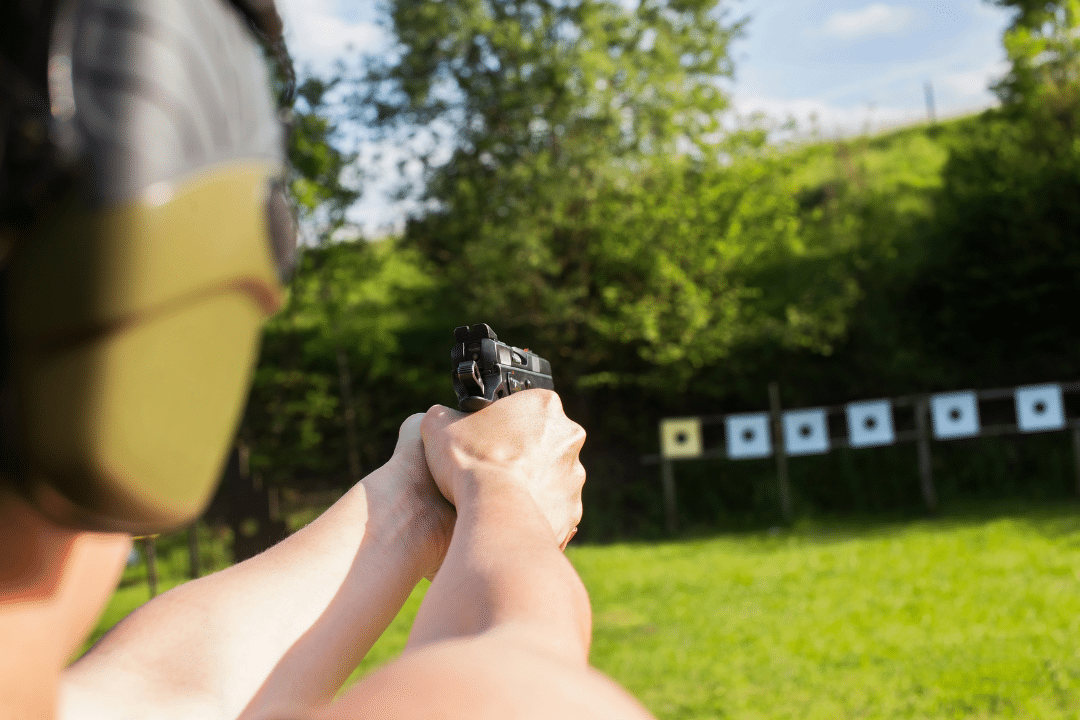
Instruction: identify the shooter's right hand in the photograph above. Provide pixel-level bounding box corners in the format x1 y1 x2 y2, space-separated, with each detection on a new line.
420 390 585 550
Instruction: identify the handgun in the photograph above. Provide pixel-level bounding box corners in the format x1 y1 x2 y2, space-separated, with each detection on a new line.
451 323 555 412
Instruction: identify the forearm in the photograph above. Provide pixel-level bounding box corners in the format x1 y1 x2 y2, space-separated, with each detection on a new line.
325 480 647 720
61 461 431 720
406 477 591 664
316 399 659 719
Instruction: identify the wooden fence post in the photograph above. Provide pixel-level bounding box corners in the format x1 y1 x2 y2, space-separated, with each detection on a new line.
143 536 159 598
661 458 678 535
768 382 793 521
187 524 201 580
914 396 938 512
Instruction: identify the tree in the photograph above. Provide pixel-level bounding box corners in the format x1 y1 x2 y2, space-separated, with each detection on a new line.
242 70 369 486
357 0 781 394
991 0 1080 134
362 0 740 165
290 73 362 243
902 0 1080 385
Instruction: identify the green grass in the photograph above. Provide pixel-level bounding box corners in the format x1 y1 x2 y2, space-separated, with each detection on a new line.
579 506 1080 719
87 503 1080 718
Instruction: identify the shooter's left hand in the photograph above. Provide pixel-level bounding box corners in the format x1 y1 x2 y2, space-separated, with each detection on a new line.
365 414 457 580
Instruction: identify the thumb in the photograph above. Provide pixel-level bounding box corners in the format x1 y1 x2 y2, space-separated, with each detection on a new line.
420 403 465 440
420 404 466 504
394 413 426 451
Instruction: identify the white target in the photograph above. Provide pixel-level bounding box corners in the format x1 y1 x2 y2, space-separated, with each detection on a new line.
782 409 830 456
930 391 980 440
660 417 703 459
846 400 895 448
1015 384 1065 433
725 413 772 460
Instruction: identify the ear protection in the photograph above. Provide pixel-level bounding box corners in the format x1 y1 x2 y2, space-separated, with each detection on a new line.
0 0 296 533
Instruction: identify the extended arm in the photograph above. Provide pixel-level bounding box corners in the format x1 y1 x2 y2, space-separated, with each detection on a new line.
322 393 656 720
60 416 454 720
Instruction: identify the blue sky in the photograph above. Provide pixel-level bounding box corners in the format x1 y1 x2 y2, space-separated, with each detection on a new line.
276 0 1016 232
731 0 1012 132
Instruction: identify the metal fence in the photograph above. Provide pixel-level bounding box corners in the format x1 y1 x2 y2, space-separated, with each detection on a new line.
645 381 1080 533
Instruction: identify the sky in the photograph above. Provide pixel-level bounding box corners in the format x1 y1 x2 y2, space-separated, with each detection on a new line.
275 0 1017 233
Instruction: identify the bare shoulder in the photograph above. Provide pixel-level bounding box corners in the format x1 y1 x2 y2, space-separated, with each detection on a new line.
308 636 656 720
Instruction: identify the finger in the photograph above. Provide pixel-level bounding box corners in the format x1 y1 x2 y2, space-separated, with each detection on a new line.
395 413 426 446
390 414 430 472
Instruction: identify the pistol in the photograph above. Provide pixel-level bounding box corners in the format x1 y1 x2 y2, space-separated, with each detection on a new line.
451 323 555 412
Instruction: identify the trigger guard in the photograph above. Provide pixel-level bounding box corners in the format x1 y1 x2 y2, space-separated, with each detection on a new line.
458 396 494 412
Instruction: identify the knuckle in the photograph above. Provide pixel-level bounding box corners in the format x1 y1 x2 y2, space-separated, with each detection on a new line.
534 388 562 410
420 405 444 432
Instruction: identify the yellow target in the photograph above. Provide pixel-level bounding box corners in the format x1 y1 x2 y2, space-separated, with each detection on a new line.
660 418 703 459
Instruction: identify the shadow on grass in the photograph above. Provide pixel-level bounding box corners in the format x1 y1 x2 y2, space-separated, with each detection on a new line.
588 497 1080 551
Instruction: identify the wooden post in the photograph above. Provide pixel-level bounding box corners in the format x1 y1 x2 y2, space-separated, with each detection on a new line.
661 459 678 535
914 396 937 511
1071 423 1080 499
768 382 793 521
143 536 159 598
187 524 201 580
336 345 363 483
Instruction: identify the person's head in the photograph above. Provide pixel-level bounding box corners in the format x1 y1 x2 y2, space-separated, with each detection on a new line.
0 0 295 535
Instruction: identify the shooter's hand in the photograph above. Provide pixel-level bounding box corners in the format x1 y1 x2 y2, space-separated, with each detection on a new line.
366 414 456 580
421 390 585 549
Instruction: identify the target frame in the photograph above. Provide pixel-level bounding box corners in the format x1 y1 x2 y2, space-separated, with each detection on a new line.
725 413 772 460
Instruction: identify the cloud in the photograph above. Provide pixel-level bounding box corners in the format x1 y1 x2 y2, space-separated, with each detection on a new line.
823 4 916 40
938 60 1009 99
277 0 386 72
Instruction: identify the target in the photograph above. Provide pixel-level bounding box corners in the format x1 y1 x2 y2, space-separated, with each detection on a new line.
660 417 703 459
782 409 830 456
930 391 980 440
725 413 772 460
846 399 895 448
1015 384 1065 433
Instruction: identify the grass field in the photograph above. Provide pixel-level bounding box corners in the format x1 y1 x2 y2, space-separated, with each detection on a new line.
86 502 1080 719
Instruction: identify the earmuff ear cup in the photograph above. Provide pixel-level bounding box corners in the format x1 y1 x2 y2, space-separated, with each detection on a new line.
0 0 293 532
8 164 283 532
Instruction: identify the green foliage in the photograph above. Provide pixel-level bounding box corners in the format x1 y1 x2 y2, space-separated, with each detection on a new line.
242 238 446 485
897 0 1080 388
364 0 741 159
908 115 1080 385
233 0 1080 530
365 0 844 395
360 0 893 404
242 64 452 485
662 123 953 417
993 0 1080 126
289 72 361 240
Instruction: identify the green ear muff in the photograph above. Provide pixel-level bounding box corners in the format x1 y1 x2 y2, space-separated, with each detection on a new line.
9 163 284 533
1 0 295 532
